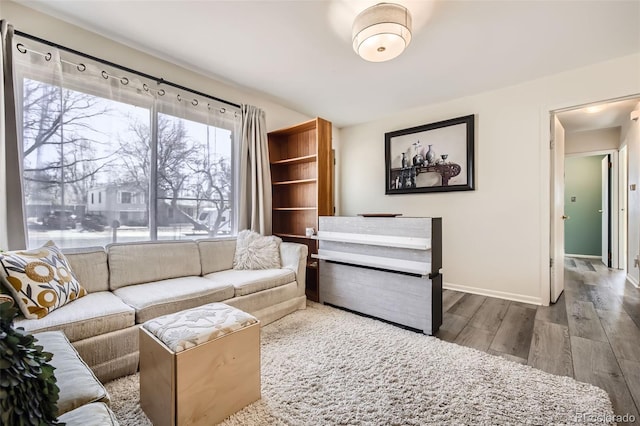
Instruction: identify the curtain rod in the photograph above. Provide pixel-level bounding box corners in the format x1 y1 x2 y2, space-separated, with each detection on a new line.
14 30 242 110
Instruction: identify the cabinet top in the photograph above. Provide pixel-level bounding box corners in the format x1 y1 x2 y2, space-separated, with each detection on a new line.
268 117 331 136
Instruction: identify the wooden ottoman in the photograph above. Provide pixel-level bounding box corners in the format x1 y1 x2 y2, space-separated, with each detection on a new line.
139 303 260 426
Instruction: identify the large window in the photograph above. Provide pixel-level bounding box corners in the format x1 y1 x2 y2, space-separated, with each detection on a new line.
16 42 240 249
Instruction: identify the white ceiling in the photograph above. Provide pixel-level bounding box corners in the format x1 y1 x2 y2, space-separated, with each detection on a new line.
13 0 640 128
557 98 640 134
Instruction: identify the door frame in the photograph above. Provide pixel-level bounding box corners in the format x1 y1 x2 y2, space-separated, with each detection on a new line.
564 149 619 268
619 145 628 272
540 94 637 306
550 114 566 303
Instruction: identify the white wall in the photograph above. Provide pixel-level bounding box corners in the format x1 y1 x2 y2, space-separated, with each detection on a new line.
1 2 311 132
338 54 640 305
565 127 621 155
621 102 640 286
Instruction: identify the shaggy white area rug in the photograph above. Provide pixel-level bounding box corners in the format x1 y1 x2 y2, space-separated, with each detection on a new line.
105 302 613 425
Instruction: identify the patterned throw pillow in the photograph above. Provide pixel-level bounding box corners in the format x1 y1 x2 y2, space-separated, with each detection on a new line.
233 230 282 270
0 241 87 319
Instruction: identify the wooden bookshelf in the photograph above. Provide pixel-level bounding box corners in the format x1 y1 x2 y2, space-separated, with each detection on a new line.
268 117 333 302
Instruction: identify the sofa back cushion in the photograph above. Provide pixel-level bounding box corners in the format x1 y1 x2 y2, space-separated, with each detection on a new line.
63 247 109 293
198 239 236 275
108 241 201 290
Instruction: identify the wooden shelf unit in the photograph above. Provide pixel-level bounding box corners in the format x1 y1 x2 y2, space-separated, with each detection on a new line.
268 117 333 302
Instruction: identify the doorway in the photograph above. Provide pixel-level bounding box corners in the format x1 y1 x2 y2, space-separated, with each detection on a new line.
549 96 639 303
563 151 615 266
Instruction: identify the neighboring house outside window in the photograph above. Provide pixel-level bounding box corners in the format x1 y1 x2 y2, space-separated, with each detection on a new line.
120 191 132 204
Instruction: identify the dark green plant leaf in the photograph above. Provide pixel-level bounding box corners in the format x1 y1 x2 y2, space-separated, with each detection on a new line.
0 303 61 425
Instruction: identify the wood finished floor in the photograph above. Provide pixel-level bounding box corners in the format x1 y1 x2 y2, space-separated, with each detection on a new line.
435 257 640 421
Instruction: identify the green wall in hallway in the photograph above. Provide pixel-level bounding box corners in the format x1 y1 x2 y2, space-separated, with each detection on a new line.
564 155 605 256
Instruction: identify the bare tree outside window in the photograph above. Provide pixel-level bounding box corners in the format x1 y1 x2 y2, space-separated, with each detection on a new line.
22 77 235 248
23 78 150 247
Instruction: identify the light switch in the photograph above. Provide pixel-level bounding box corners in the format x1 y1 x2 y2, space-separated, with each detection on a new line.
571 196 576 202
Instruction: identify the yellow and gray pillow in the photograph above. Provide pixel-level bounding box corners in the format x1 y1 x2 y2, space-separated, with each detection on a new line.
0 241 87 319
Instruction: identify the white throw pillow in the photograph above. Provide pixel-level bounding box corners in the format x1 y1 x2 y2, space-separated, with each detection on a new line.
233 230 282 270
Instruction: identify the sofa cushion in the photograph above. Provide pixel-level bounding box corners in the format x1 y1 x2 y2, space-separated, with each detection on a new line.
204 268 295 297
233 230 282 270
34 331 110 416
58 402 119 426
108 241 201 290
15 291 135 342
63 247 109 293
0 241 87 319
113 276 234 323
198 238 236 275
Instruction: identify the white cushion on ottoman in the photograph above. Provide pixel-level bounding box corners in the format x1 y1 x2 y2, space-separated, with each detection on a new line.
142 302 258 352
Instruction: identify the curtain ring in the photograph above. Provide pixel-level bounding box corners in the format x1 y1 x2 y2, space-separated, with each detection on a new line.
121 77 129 85
16 43 27 54
207 103 211 110
158 89 165 96
177 94 182 102
77 63 86 72
101 70 109 79
220 107 226 114
234 112 239 118
44 52 52 61
192 99 198 106
143 83 149 92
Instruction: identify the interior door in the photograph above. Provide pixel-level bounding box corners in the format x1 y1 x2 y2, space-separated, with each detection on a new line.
620 146 628 271
602 155 610 267
550 115 565 303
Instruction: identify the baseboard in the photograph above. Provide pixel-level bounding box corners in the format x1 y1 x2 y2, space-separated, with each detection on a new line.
443 282 542 306
626 274 639 288
565 254 602 260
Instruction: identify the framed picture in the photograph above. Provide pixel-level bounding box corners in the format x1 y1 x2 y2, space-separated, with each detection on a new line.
385 114 475 194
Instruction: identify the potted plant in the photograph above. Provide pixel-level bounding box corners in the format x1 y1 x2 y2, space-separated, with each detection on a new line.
0 301 62 425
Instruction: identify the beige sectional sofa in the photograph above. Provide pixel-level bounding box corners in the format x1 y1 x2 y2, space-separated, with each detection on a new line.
14 238 308 383
36 331 119 425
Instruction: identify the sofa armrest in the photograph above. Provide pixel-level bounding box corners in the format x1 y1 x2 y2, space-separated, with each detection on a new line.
280 242 308 297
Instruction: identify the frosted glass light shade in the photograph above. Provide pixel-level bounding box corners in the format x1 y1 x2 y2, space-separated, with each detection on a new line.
352 3 412 62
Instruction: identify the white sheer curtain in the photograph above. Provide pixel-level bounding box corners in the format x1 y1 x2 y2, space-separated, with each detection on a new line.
1 20 26 250
155 93 241 239
10 33 241 249
239 105 272 235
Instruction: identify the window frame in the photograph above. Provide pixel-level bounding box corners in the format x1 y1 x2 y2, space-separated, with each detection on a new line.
15 47 241 249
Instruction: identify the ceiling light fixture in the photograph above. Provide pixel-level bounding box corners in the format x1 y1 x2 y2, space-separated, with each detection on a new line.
352 3 412 63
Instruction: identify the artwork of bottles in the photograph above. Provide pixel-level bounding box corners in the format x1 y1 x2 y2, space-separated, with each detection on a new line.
401 152 409 168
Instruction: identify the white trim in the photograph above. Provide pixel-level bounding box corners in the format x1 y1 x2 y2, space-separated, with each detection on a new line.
626 274 639 288
611 150 620 269
443 282 543 306
540 107 552 307
619 145 628 272
566 254 603 260
565 149 617 158
312 249 430 275
313 231 430 250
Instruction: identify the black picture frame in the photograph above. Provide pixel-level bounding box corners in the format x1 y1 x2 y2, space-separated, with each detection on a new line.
385 114 475 194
